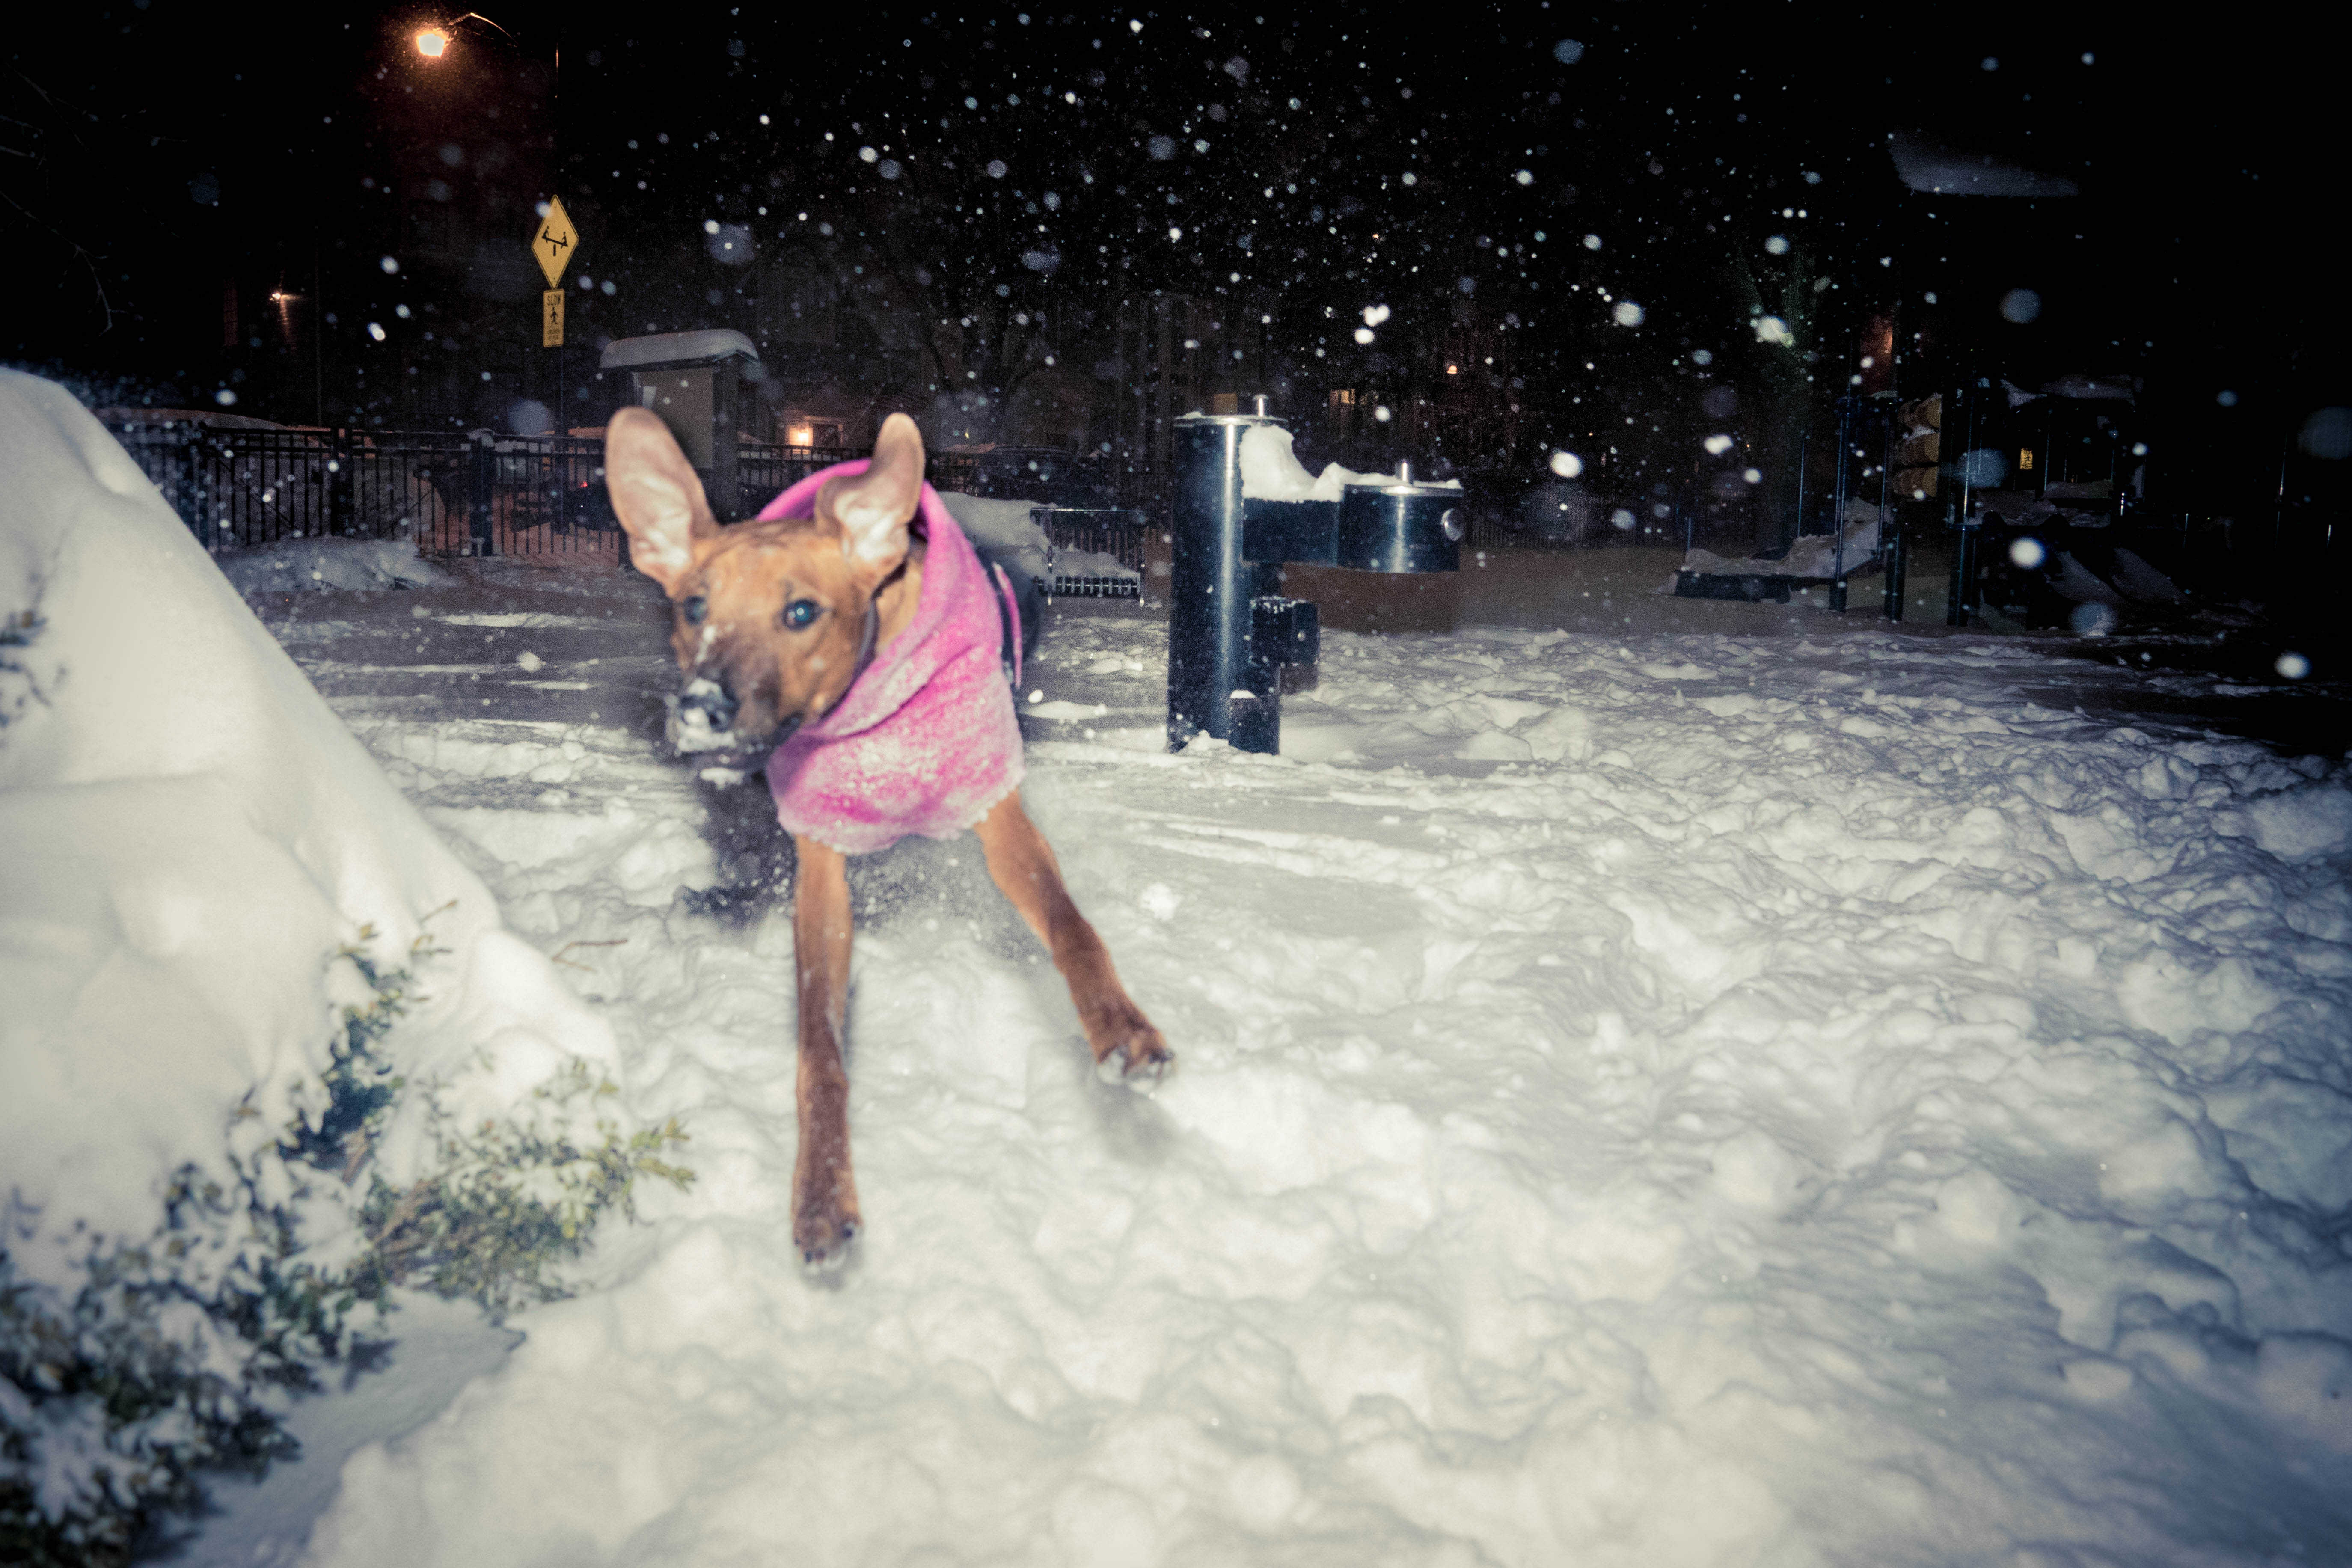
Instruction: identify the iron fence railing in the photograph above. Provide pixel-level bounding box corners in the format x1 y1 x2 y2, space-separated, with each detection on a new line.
102 422 1035 558
1030 506 1149 571
930 452 982 499
107 422 1164 566
463 435 614 557
735 442 861 507
1030 505 1149 599
106 421 622 557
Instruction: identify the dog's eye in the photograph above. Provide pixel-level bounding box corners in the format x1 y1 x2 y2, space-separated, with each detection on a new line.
681 596 708 625
783 598 821 630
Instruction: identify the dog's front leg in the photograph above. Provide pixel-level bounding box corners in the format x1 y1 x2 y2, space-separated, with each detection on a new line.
975 793 1173 1086
790 834 862 1271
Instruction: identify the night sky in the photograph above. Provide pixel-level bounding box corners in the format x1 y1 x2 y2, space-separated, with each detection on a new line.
9 3 2345 520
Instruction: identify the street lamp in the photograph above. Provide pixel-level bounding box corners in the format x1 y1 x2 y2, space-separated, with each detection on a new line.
407 10 568 436
413 13 521 60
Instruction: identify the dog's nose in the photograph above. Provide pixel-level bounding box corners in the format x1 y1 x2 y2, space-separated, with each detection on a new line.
677 677 739 732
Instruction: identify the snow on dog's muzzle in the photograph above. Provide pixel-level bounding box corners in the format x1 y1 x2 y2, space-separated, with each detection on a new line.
666 677 739 752
664 679 796 776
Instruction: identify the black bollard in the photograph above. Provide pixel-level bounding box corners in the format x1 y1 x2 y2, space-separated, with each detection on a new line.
1167 410 1280 752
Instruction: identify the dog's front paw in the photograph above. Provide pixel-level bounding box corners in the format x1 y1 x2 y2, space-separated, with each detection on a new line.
1093 1016 1175 1093
794 1201 861 1276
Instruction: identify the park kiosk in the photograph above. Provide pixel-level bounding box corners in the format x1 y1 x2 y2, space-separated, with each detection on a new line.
600 330 763 521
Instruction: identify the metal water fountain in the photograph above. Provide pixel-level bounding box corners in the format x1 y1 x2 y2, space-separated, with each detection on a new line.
1167 401 1466 754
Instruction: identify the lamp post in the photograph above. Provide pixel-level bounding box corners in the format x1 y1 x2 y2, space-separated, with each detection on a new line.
411 11 566 436
413 15 558 143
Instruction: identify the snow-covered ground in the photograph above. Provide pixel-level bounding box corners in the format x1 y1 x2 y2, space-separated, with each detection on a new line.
175 536 2352 1565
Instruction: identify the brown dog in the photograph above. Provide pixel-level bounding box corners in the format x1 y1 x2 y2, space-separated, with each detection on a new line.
603 407 1171 1271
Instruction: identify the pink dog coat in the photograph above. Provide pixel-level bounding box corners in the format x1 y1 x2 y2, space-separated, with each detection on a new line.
754 462 1025 855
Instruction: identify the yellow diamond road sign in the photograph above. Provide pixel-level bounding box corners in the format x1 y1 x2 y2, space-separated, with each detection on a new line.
532 196 578 288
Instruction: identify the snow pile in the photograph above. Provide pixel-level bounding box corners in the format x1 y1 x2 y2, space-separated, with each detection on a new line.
216 535 451 596
935 489 1054 589
1684 508 1881 582
0 372 619 1520
1239 420 1459 502
264 578 2352 1565
1052 546 1141 584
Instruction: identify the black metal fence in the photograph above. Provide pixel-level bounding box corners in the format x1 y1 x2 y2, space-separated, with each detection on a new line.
107 422 1010 559
1029 505 1149 598
1030 506 1149 571
734 441 862 511
106 422 618 558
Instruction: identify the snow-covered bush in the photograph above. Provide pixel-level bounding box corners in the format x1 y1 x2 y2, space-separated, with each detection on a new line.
0 373 688 1558
326 944 692 1319
1 935 690 1564
0 593 45 730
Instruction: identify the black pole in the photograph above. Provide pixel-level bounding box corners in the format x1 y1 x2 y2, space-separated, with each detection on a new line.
470 431 496 556
1830 396 1851 613
312 241 324 427
1944 380 1978 626
1793 426 1810 546
1880 399 1901 623
551 36 563 447
1950 515 1983 628
179 426 211 549
1167 411 1273 751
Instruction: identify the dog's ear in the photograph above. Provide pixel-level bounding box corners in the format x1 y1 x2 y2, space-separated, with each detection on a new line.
819 412 924 582
604 407 718 593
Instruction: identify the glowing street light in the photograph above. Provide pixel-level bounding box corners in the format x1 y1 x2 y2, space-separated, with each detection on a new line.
413 13 518 61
